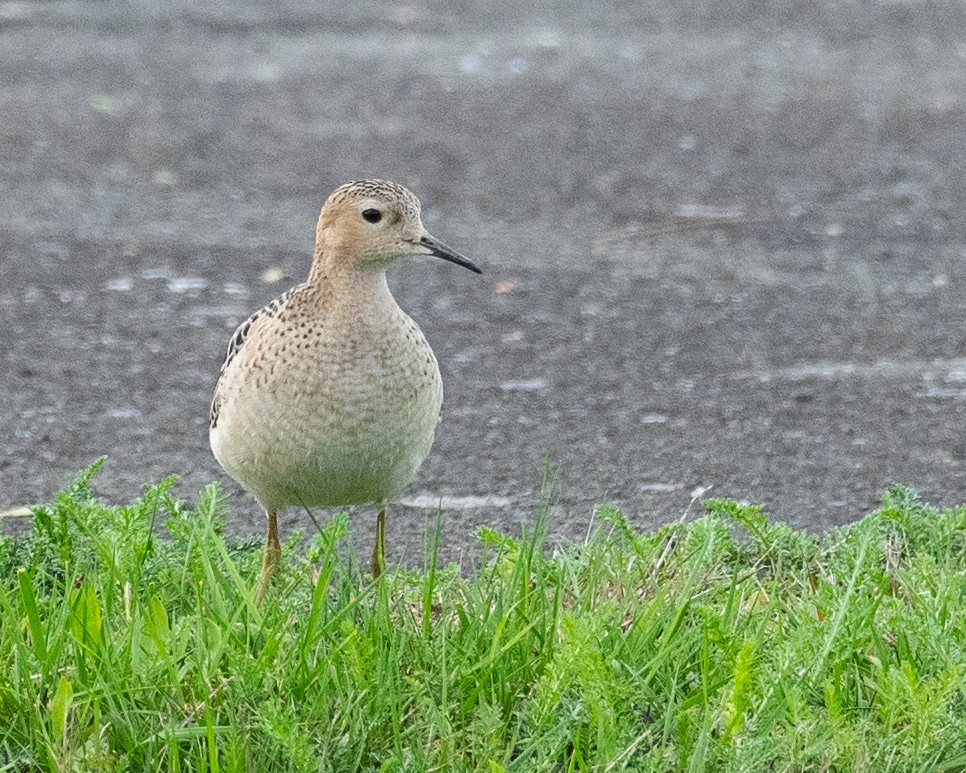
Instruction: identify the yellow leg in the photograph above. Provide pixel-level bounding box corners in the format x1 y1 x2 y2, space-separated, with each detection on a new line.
256 510 281 605
370 508 386 578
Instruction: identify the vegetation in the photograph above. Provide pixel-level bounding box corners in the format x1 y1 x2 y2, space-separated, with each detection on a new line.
2 461 966 771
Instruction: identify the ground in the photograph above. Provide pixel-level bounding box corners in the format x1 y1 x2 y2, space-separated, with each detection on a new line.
3 0 966 562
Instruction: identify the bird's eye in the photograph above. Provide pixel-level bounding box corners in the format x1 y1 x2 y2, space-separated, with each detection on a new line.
362 208 382 224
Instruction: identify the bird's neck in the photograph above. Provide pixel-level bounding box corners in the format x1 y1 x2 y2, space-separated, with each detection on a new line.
307 251 395 316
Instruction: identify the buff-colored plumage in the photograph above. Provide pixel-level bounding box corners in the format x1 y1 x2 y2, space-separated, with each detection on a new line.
209 180 480 598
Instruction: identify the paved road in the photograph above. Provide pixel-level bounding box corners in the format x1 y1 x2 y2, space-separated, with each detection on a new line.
4 1 966 563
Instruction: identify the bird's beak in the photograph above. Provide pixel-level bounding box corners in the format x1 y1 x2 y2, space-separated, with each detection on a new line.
419 234 482 274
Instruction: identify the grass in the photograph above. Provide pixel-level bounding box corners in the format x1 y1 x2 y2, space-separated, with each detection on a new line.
2 461 966 771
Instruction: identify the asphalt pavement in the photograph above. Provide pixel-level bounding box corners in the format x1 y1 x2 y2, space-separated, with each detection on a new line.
4 1 966 564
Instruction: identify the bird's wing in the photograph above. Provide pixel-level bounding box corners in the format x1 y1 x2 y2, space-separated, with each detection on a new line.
209 283 307 429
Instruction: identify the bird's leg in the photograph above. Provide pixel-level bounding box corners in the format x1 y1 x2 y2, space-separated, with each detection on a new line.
370 508 386 578
256 509 281 605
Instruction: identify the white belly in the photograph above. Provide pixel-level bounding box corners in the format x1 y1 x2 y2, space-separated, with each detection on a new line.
210 310 443 513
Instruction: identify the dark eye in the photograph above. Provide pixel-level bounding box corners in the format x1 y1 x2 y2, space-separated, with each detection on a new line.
362 208 382 224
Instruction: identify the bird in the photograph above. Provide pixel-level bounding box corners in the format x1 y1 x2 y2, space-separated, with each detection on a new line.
209 179 481 600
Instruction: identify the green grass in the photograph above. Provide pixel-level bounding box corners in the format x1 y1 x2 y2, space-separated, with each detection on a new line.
2 461 966 771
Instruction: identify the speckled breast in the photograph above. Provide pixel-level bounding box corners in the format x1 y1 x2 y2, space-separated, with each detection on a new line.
210 303 443 513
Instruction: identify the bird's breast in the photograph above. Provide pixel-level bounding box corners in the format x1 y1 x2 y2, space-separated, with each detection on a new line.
209 305 443 510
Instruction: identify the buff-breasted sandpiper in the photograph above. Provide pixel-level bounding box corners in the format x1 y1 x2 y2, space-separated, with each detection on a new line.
209 179 481 598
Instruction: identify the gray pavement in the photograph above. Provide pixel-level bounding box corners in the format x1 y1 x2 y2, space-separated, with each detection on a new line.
4 1 966 563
